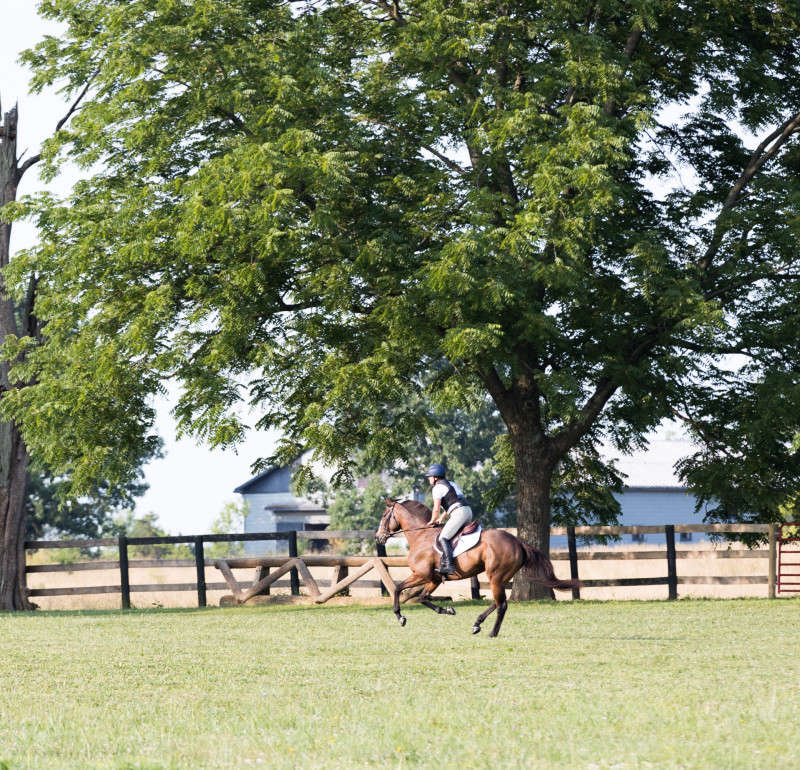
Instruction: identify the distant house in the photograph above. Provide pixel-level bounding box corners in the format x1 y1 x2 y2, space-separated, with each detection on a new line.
234 464 329 554
551 439 712 548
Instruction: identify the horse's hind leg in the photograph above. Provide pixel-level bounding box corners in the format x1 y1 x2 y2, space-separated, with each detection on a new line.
418 580 455 615
487 580 508 638
472 573 510 637
471 601 497 634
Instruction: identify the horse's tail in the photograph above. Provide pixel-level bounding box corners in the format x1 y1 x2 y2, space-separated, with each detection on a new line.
520 541 580 592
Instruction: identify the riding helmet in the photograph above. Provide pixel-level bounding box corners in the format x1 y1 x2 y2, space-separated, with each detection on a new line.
425 463 446 478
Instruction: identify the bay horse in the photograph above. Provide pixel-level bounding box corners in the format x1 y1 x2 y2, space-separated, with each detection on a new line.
375 497 578 637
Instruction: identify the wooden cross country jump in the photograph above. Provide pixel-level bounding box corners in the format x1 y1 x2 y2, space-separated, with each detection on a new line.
214 555 403 604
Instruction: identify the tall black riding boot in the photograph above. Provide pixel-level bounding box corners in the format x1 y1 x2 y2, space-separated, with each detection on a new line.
437 536 456 575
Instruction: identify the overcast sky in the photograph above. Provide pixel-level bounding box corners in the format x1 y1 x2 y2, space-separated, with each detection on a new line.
2 1 278 534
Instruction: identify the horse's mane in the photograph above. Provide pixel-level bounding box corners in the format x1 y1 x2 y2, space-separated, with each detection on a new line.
396 498 431 522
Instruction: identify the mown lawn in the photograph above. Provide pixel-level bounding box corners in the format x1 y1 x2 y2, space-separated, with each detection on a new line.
0 598 798 769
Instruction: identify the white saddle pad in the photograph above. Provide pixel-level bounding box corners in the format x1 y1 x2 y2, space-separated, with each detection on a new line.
434 526 483 558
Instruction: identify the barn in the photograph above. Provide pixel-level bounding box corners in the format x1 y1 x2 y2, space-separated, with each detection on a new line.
234 464 329 554
550 438 712 548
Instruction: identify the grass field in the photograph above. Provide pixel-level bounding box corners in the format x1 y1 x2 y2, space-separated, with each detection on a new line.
1 598 798 769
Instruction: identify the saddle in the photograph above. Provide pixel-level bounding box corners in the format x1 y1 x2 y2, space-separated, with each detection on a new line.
457 520 479 539
434 521 482 558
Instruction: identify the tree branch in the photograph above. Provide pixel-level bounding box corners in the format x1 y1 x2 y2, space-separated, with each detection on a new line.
372 0 407 26
477 364 510 410
214 109 253 137
603 22 643 117
356 116 470 177
16 71 98 180
552 330 662 453
699 109 800 271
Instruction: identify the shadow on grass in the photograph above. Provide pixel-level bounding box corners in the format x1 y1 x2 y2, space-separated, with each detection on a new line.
6 594 795 620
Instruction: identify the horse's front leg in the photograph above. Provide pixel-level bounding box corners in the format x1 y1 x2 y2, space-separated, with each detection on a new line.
392 573 429 627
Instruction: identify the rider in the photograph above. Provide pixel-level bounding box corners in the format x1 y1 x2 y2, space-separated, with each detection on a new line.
425 463 473 576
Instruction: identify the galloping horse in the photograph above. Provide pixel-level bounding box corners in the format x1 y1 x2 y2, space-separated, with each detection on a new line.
376 498 578 637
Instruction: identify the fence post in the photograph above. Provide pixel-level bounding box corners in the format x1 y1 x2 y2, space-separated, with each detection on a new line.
470 576 481 600
255 565 271 595
118 535 131 610
288 531 300 596
567 526 581 600
665 525 677 600
376 542 389 596
194 536 207 608
768 523 777 599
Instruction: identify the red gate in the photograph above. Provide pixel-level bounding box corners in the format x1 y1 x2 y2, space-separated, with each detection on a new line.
777 523 800 594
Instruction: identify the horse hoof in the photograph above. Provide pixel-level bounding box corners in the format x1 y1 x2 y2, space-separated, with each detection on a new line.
472 625 481 634
445 607 456 616
398 615 407 627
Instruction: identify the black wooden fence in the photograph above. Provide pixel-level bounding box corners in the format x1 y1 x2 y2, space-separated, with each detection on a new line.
25 530 389 609
25 522 779 609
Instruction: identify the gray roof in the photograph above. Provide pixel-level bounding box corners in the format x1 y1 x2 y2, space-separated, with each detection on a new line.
233 467 281 494
602 439 695 488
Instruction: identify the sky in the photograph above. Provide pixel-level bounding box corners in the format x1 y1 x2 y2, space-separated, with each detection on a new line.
2 1 278 534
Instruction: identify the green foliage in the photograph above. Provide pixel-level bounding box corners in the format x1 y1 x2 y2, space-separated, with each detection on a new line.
206 499 249 558
327 477 390 553
675 373 800 544
110 512 191 559
24 440 161 540
551 440 625 539
5 0 800 537
48 547 83 566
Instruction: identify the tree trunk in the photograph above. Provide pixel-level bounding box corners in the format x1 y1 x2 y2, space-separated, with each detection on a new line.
508 420 558 601
1 99 34 610
0 423 31 610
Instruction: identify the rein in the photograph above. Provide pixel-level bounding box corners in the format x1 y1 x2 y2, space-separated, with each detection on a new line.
379 501 441 541
383 524 440 539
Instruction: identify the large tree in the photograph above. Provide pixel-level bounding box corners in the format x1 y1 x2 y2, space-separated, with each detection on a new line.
1 83 152 608
0 101 35 610
1 88 91 609
4 1 800 599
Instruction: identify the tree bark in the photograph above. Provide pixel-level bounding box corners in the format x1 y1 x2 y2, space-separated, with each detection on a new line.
480 367 562 600
0 100 33 610
508 425 558 601
0 423 31 610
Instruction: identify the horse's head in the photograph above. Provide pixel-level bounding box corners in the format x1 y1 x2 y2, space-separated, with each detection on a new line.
375 497 401 545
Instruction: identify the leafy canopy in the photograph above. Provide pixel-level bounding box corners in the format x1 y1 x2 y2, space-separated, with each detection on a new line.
24 463 155 541
4 1 800 528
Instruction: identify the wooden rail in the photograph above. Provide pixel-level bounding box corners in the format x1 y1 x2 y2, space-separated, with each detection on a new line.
24 523 781 608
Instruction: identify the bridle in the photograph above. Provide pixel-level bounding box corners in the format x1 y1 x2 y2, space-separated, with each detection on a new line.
378 501 439 540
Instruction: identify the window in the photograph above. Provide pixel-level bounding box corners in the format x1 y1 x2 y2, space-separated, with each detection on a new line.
304 523 329 552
